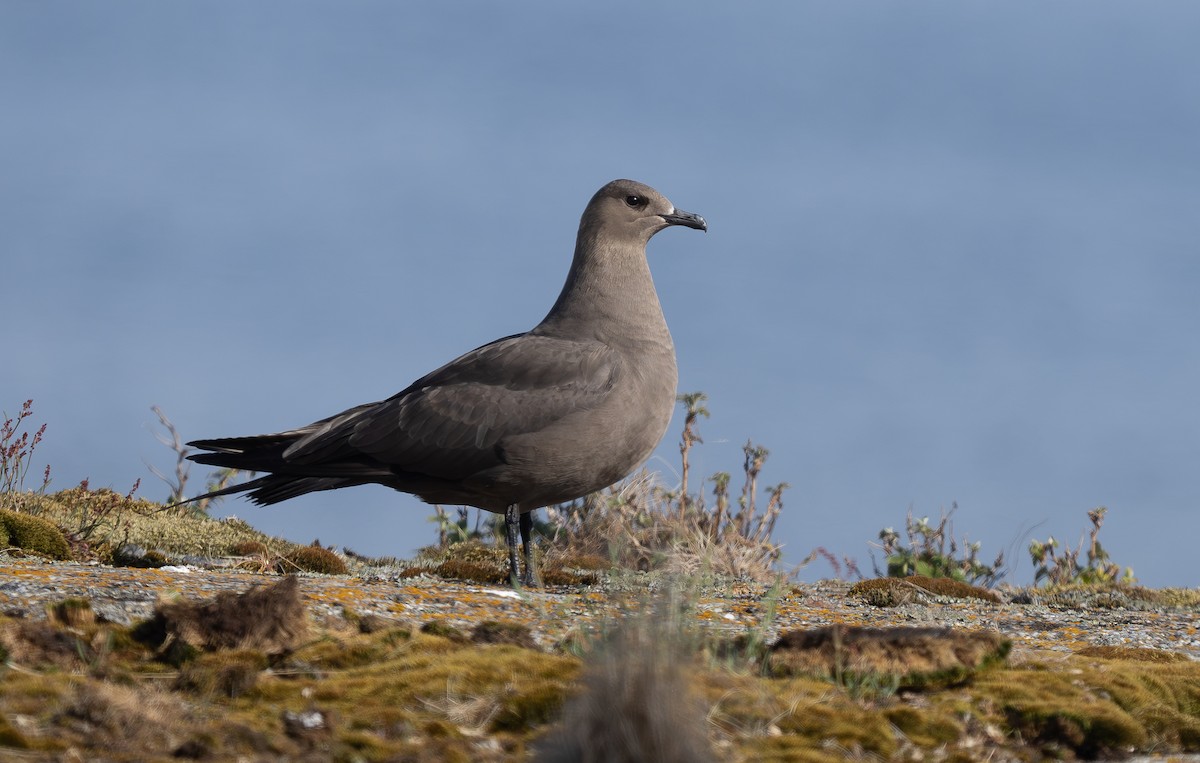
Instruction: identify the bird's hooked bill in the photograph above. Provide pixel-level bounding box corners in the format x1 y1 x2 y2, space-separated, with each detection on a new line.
661 209 707 232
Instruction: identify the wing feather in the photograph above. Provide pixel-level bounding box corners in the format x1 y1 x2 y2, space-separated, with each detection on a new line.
280 333 619 481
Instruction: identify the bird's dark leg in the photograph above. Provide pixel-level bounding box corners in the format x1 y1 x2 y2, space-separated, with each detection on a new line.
505 503 522 586
519 509 536 587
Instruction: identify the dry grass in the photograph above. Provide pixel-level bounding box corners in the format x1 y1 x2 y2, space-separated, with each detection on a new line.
60 681 195 753
416 393 790 585
543 469 783 583
9 487 292 560
139 575 307 655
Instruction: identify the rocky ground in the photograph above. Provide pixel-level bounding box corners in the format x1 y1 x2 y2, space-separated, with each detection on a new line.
1 553 1198 761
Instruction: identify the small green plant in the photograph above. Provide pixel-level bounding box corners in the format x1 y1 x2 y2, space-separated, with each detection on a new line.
1 399 52 508
833 664 903 704
871 504 1005 586
1029 506 1134 586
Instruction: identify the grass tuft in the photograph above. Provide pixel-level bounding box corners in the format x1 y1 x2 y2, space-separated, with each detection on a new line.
176 649 269 698
0 507 70 559
849 575 1000 606
767 625 1011 691
137 576 306 656
277 544 348 575
471 620 537 649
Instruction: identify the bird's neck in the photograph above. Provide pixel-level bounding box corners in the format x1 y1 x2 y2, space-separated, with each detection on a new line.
535 229 671 344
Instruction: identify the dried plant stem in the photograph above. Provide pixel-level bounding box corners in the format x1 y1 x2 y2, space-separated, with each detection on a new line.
1 399 52 505
148 405 190 504
676 392 709 518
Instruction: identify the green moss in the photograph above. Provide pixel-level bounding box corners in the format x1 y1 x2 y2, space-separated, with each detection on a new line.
491 680 568 732
0 713 30 749
969 661 1200 757
775 702 898 758
0 509 70 559
422 718 462 738
1076 645 1190 663
433 558 508 585
12 489 290 559
1004 700 1146 757
884 705 963 746
278 545 348 575
739 737 846 763
439 541 508 565
1077 657 1200 749
338 728 394 758
902 640 1011 691
176 650 270 698
420 622 468 643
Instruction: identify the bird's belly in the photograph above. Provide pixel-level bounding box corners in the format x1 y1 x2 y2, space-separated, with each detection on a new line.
480 365 677 509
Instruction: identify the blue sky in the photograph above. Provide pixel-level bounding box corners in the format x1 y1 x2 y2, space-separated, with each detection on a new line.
4 3 1198 587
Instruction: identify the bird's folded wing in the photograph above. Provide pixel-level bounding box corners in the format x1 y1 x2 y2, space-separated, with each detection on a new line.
281 334 620 479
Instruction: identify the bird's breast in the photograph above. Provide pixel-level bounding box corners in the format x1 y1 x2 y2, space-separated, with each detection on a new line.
485 340 677 508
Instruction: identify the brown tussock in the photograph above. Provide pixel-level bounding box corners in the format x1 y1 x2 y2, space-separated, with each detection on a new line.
2 620 88 671
58 681 191 753
46 598 96 628
768 625 1010 687
471 620 537 649
849 576 1000 606
1075 645 1190 663
147 575 307 655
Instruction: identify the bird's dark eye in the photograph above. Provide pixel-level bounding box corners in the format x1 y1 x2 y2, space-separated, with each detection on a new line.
625 194 647 208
